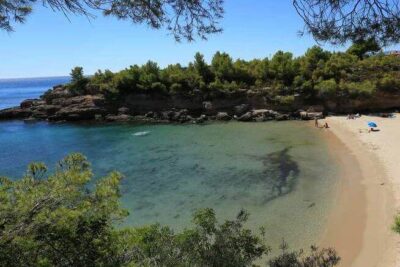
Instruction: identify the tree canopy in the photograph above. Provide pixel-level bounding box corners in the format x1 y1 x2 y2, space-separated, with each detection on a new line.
0 153 341 266
67 46 400 107
2 0 400 44
0 0 223 41
293 0 400 46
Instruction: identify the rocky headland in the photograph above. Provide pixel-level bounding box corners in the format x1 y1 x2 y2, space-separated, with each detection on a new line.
0 85 325 123
1 84 400 124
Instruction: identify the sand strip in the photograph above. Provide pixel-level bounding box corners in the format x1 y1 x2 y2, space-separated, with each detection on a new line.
317 116 398 267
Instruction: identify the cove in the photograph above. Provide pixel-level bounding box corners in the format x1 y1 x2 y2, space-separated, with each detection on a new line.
0 120 339 252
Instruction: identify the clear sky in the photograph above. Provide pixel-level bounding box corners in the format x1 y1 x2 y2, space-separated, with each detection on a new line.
1 1 399 79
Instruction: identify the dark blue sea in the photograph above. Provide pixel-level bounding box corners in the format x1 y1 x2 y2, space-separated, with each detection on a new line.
0 76 70 109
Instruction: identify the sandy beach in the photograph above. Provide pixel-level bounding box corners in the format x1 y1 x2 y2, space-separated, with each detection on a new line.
319 115 400 267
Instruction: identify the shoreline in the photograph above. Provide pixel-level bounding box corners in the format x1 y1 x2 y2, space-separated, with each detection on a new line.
319 116 398 267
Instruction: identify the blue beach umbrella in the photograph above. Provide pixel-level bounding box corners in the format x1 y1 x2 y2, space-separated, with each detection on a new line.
368 122 378 128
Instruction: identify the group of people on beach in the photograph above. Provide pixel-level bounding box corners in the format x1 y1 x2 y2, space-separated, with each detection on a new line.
347 113 361 120
314 118 329 129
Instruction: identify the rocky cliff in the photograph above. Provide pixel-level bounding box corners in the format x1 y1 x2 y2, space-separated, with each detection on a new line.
1 85 400 123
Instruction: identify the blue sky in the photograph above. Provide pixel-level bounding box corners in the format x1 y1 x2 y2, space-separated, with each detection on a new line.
1 1 399 78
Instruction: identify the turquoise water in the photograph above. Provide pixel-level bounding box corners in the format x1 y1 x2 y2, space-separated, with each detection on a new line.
0 120 338 252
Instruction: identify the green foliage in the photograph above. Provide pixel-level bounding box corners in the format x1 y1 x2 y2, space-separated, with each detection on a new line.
0 153 129 266
341 80 376 99
211 51 235 82
67 66 89 95
347 38 381 59
62 47 400 102
276 95 296 106
314 79 337 99
377 75 400 93
269 241 340 267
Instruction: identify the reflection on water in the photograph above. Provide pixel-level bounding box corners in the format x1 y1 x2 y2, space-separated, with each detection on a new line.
0 121 338 252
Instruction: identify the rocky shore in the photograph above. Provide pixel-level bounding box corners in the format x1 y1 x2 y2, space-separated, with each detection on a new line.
0 85 324 123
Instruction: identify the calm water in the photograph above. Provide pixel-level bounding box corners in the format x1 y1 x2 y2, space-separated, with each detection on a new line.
0 120 338 252
0 77 339 254
0 76 70 109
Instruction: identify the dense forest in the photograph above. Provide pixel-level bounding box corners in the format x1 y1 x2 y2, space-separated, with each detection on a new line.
67 42 400 108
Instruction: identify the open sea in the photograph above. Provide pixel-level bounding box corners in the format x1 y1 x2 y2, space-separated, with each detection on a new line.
0 76 70 110
0 77 339 255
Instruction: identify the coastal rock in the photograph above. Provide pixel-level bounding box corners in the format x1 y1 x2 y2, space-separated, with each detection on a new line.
216 112 231 121
23 117 38 123
299 111 323 120
118 107 130 115
145 111 155 118
202 101 215 115
105 114 133 122
54 95 105 107
46 95 106 121
42 86 71 104
238 112 253 122
20 99 41 109
32 105 61 116
0 107 32 120
194 114 207 124
234 104 250 116
275 114 289 121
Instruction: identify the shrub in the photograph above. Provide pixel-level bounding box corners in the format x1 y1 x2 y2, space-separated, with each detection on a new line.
276 95 295 106
342 80 376 99
67 67 89 95
314 79 337 98
377 75 400 93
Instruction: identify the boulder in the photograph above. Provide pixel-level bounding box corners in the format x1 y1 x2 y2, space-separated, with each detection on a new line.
20 99 40 109
33 105 61 116
0 107 32 120
194 114 207 124
145 111 155 118
47 95 106 121
234 104 250 116
238 112 253 122
306 105 324 113
299 111 323 120
161 110 174 120
23 117 38 123
202 101 214 115
105 114 132 122
275 114 289 121
42 86 71 104
216 112 231 121
118 107 130 115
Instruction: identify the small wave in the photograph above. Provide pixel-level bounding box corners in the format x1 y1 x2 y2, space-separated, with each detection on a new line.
133 131 150 136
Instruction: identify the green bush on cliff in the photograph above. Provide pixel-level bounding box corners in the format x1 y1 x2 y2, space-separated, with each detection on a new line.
64 46 400 103
377 75 400 93
68 67 89 95
0 153 341 267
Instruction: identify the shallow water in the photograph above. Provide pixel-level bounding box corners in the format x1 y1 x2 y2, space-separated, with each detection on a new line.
0 120 338 253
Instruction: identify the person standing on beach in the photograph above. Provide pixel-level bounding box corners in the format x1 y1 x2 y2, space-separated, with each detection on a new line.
314 118 319 127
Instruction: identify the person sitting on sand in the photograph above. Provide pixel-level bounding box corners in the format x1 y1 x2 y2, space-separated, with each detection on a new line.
324 122 329 128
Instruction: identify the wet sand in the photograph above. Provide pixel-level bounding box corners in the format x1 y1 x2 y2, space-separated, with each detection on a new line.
318 116 399 267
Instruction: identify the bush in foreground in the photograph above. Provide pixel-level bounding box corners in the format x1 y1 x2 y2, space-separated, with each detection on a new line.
0 153 340 266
